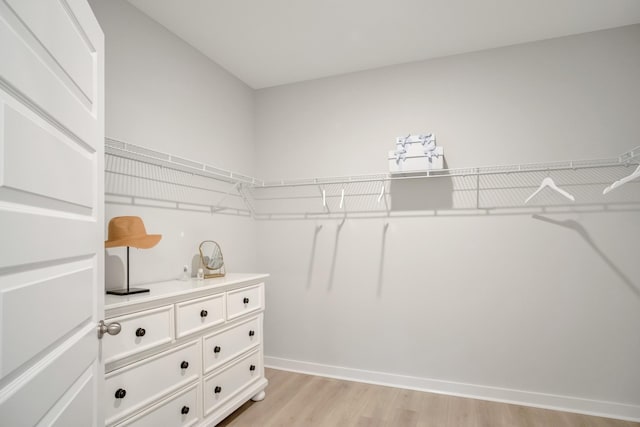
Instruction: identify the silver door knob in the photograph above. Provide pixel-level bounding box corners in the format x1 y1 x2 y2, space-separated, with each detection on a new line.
97 320 121 339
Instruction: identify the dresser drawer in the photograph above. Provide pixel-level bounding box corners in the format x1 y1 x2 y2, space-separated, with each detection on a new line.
203 316 260 374
203 350 261 417
226 284 263 320
115 384 199 427
103 306 174 364
175 294 225 338
105 340 201 426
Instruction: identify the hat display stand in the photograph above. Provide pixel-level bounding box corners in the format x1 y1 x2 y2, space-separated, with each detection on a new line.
106 246 149 295
105 216 162 296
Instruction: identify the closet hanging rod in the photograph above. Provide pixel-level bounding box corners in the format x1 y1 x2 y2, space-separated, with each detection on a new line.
105 193 252 215
105 138 264 186
105 169 245 198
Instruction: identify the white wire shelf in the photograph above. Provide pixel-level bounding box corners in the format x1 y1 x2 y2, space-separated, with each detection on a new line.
106 138 639 189
104 138 640 216
105 138 264 186
256 147 640 188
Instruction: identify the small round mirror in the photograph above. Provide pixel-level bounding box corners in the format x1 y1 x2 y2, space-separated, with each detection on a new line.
198 240 225 278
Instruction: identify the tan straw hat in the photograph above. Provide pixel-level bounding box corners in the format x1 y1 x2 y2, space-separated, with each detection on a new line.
105 216 162 249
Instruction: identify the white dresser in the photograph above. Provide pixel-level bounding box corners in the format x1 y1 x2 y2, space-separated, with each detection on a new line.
103 273 269 427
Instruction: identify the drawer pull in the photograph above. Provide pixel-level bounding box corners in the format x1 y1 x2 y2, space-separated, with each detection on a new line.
180 361 189 369
249 364 256 371
213 346 221 353
114 388 127 399
200 309 208 318
181 406 190 415
214 386 222 394
135 328 146 337
248 330 255 337
243 297 250 304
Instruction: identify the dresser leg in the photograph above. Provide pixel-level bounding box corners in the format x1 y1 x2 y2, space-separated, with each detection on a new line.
251 390 266 402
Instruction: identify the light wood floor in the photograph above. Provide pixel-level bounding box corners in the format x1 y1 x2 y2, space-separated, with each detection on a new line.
217 368 639 427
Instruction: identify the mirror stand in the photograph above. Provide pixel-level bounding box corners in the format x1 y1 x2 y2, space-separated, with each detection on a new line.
204 265 225 279
199 240 226 279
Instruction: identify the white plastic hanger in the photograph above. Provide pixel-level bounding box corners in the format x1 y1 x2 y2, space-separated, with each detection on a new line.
377 185 385 203
524 177 575 204
603 164 640 195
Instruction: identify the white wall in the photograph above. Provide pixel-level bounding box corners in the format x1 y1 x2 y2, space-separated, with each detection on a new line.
254 25 640 418
88 2 640 416
89 0 258 286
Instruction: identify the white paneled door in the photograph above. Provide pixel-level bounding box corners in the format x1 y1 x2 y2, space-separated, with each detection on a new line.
0 0 105 426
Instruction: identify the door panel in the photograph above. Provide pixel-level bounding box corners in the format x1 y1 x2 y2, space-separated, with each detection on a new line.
0 259 94 378
2 101 95 209
4 0 96 105
0 0 97 146
0 208 98 269
0 0 104 425
0 330 96 427
39 366 95 427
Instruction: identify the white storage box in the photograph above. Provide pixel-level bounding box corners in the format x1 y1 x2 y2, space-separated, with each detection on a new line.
388 146 444 173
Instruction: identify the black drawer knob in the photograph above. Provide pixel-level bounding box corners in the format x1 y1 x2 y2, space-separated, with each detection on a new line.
214 386 222 394
200 310 208 318
181 406 189 415
213 346 221 353
249 364 256 371
243 297 249 304
180 361 189 369
115 388 126 399
248 330 255 337
135 328 146 337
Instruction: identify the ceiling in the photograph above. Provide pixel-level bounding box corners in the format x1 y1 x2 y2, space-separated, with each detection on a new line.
127 0 640 89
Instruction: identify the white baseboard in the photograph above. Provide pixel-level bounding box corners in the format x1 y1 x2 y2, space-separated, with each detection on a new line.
264 356 640 422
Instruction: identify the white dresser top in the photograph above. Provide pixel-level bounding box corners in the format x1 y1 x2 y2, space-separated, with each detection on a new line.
105 273 269 316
